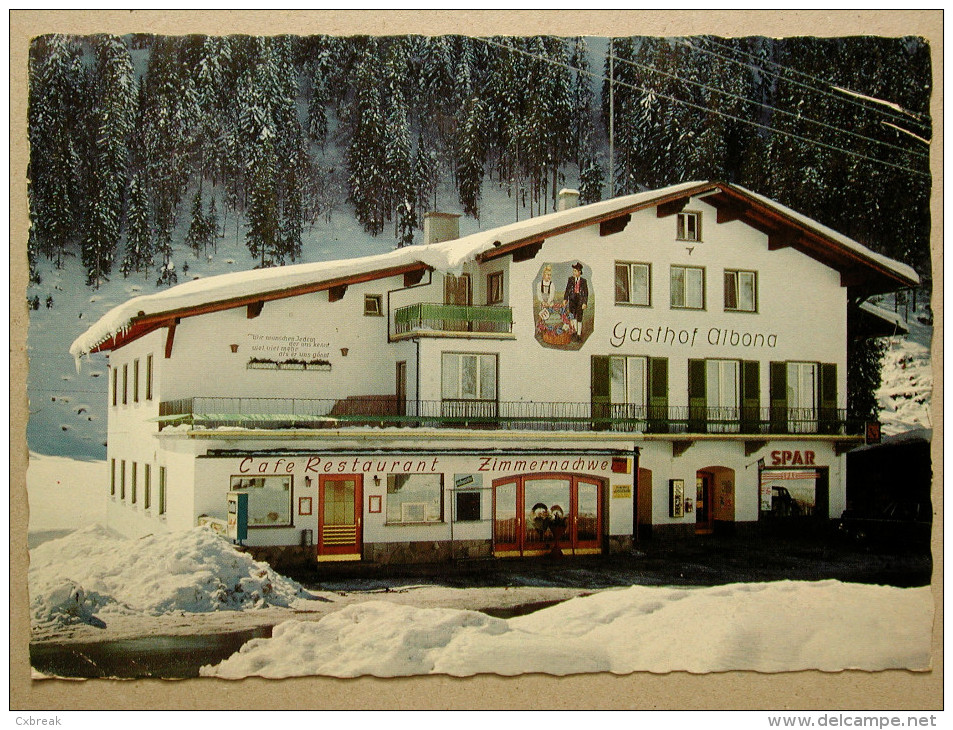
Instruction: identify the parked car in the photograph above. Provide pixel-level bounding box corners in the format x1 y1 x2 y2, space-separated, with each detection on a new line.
836 499 933 550
770 486 802 518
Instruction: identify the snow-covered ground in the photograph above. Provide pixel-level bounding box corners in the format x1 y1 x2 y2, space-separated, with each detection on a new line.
874 298 934 436
200 580 933 678
29 525 317 632
27 452 935 677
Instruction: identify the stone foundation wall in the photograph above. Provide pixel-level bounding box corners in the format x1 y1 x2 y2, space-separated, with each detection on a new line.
607 535 634 553
363 539 493 565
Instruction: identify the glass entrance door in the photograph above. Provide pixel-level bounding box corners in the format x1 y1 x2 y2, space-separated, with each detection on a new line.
318 475 363 560
492 474 604 556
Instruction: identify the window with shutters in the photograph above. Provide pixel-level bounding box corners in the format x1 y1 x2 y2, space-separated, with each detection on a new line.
769 361 836 434
670 266 705 309
609 355 647 427
690 359 759 433
593 356 667 432
724 270 757 312
707 360 740 422
787 362 818 433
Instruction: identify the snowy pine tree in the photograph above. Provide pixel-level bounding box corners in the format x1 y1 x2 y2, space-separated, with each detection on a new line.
28 34 86 268
120 172 153 275
81 35 134 288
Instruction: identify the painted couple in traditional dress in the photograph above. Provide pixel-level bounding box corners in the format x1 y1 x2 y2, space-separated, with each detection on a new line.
535 262 591 347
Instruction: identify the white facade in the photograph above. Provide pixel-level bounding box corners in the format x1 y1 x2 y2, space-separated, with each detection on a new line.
82 183 916 563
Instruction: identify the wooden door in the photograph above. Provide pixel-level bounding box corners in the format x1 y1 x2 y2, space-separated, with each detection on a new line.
443 274 471 331
574 477 603 553
695 472 714 534
493 478 520 555
318 475 363 560
396 361 407 416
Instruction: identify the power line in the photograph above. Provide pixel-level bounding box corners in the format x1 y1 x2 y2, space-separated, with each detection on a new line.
688 36 931 129
476 37 931 180
602 45 928 163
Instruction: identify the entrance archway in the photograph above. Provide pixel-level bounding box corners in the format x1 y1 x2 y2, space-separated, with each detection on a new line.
695 466 735 535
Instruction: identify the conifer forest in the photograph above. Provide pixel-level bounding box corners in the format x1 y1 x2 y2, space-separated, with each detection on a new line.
28 34 932 287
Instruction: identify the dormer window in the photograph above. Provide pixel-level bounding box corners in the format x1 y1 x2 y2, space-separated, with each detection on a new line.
677 211 701 242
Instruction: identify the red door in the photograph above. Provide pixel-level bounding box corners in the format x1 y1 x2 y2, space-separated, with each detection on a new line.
493 474 604 556
318 475 363 561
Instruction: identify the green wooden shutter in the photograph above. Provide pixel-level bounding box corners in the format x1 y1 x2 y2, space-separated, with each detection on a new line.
741 360 760 433
819 363 838 434
647 357 669 433
688 359 707 433
770 361 788 434
591 355 611 431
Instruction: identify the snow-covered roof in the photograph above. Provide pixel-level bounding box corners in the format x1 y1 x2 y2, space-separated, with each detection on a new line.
858 301 910 334
70 181 920 359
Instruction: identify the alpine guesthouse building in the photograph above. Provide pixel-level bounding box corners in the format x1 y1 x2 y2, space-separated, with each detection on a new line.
71 181 918 565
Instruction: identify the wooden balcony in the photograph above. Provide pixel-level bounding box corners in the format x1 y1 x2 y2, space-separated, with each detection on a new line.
392 303 514 340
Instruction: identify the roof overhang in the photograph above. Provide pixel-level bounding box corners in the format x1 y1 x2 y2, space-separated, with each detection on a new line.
699 185 919 297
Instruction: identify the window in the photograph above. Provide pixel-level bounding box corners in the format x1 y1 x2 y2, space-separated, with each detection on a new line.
144 464 152 510
386 474 444 524
670 265 705 309
111 368 118 407
229 475 293 527
610 355 647 408
131 462 138 504
110 459 116 496
120 460 126 500
725 270 757 312
133 359 140 402
609 355 647 428
441 353 497 402
706 360 740 414
455 491 481 522
487 271 504 304
788 362 818 431
122 364 128 405
159 467 167 515
364 294 383 316
614 262 651 306
146 354 153 400
676 211 701 241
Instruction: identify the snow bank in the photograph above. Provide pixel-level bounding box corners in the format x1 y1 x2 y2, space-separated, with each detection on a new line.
29 525 315 629
27 452 107 535
201 580 933 678
877 338 932 435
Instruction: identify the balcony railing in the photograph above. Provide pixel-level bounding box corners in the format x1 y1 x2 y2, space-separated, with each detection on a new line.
393 303 514 336
158 397 862 436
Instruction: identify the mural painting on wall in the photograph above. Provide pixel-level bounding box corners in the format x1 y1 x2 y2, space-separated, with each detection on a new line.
534 261 594 350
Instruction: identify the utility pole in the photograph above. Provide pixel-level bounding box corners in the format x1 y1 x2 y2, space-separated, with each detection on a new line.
609 38 615 199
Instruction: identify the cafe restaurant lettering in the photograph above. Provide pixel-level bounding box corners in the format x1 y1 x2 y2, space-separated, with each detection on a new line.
71 181 917 566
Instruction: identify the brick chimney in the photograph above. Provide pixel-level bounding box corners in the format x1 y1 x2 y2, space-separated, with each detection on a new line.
557 188 580 211
424 212 461 245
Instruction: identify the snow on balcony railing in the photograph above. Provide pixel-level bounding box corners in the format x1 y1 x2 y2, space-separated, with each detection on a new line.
157 398 862 436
